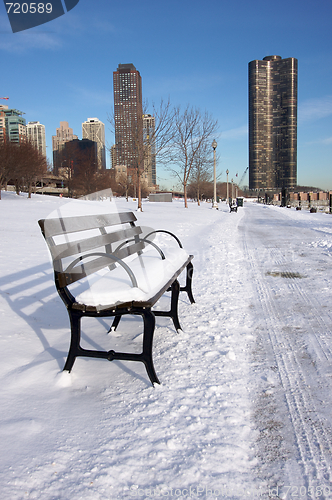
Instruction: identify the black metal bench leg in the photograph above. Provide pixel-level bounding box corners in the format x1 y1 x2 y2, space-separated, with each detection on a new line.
179 262 195 304
141 309 160 385
186 262 195 304
63 310 81 372
155 279 182 332
170 279 182 332
108 314 121 333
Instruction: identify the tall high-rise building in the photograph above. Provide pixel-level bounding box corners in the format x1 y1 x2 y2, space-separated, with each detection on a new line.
248 55 297 190
52 121 78 173
82 118 106 169
143 114 156 187
0 106 26 143
27 121 46 157
113 63 143 174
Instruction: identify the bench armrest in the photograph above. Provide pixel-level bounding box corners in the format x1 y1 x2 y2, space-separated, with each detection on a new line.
64 252 138 288
114 237 166 259
144 230 183 249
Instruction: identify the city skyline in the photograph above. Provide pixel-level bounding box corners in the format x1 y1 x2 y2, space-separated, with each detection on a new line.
1 0 331 191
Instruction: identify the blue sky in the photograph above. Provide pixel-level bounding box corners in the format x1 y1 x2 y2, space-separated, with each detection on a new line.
1 0 331 190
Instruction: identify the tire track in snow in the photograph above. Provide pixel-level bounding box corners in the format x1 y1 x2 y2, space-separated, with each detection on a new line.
262 229 332 368
241 205 332 497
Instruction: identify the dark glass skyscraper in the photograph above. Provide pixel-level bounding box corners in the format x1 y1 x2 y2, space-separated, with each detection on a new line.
248 55 298 190
113 63 143 173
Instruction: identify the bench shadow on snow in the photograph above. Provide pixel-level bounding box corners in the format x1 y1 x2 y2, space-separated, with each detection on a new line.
0 260 185 383
0 261 69 371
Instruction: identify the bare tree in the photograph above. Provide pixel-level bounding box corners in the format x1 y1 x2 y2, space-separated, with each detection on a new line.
113 172 129 199
187 179 214 201
0 141 47 198
17 142 47 197
0 141 16 199
166 106 218 208
189 141 214 205
109 98 175 210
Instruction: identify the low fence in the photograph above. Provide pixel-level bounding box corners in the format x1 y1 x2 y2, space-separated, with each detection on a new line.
270 200 331 213
270 191 332 213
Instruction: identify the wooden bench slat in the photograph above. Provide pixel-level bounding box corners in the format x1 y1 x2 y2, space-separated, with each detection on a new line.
57 241 146 287
40 212 137 237
114 241 145 260
49 226 142 260
56 258 116 287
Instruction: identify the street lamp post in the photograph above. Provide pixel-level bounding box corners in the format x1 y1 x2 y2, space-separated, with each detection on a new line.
212 140 218 209
226 169 229 203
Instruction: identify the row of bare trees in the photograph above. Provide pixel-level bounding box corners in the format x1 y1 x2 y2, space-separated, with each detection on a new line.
0 141 47 199
187 181 244 202
110 101 218 209
0 103 218 205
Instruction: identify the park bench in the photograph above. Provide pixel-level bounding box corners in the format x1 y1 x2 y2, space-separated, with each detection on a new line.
229 202 238 212
38 211 194 385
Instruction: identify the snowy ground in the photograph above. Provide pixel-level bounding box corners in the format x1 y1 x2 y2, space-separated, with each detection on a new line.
1 191 332 500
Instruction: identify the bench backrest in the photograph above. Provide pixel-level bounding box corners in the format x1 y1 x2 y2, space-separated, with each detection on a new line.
39 212 145 289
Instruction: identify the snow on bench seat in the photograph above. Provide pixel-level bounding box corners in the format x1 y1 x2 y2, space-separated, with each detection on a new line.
75 247 190 308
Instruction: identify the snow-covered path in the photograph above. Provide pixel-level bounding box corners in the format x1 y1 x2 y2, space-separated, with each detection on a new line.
1 193 332 499
240 204 332 497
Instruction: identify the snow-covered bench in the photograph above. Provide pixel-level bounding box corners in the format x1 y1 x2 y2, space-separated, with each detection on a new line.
38 212 194 385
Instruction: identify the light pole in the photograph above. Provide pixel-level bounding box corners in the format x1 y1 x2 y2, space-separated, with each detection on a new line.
226 169 229 203
212 139 218 209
